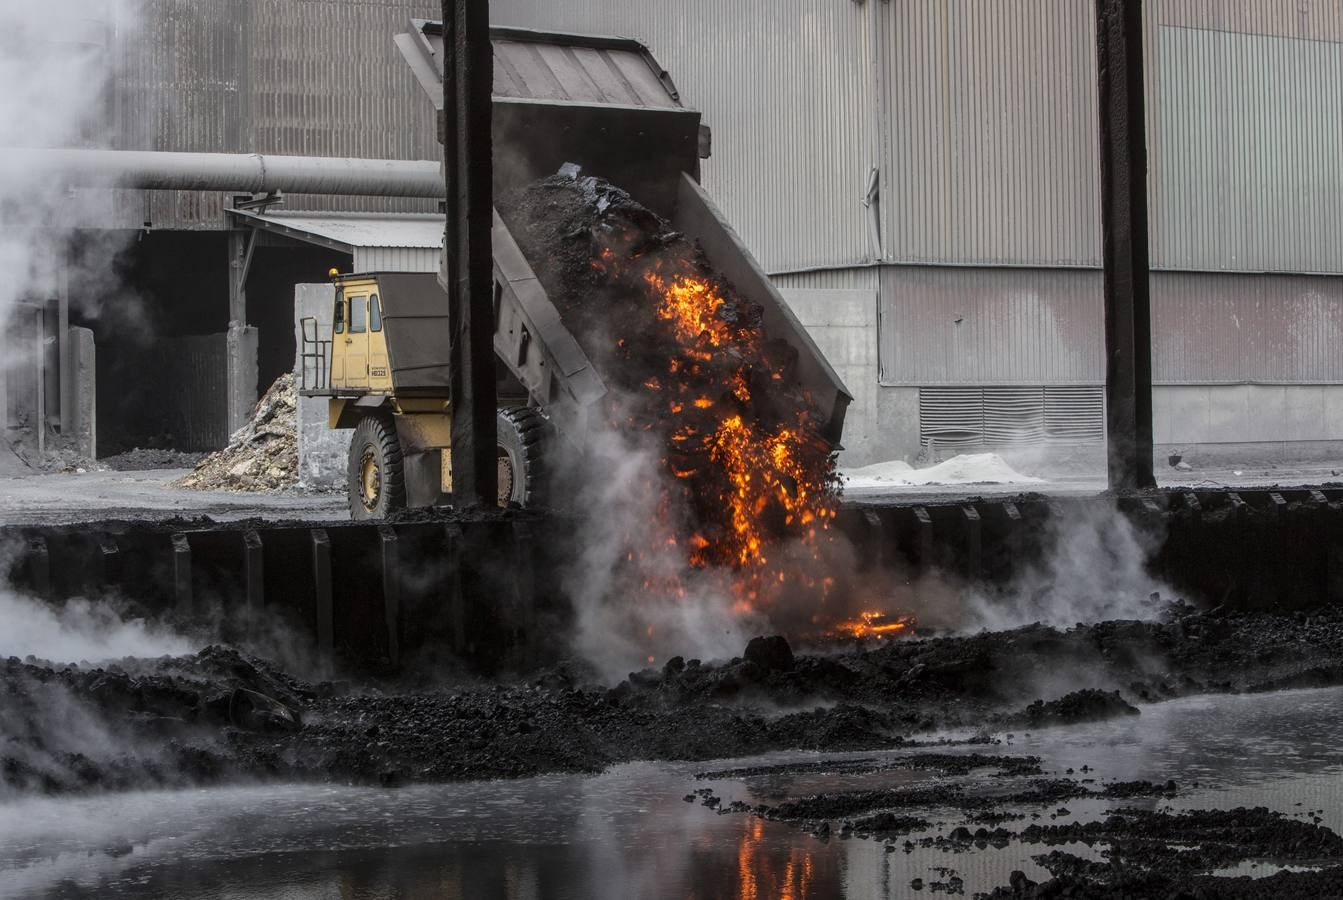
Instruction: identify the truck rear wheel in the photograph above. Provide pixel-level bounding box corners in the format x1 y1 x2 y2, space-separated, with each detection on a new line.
348 413 406 519
496 407 550 508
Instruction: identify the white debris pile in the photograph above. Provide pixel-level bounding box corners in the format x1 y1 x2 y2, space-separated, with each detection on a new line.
840 452 1045 489
174 374 298 492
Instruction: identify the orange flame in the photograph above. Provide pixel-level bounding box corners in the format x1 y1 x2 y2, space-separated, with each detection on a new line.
641 270 837 575
832 610 913 639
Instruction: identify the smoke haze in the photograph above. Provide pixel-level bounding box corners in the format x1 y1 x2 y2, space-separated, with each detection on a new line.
0 589 195 663
556 413 766 682
962 503 1171 632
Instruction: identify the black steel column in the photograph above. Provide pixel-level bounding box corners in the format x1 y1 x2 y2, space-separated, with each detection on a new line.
1096 0 1155 491
443 0 497 507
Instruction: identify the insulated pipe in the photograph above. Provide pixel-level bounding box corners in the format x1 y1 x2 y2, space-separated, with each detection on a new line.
1 148 446 199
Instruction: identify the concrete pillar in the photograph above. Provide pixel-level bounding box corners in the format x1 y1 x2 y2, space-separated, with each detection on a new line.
227 230 258 435
34 307 45 454
58 263 69 432
226 324 259 435
68 327 96 458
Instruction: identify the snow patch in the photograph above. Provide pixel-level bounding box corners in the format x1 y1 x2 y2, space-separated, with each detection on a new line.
840 453 1045 488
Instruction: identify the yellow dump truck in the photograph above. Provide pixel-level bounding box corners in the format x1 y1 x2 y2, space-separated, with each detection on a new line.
305 271 548 518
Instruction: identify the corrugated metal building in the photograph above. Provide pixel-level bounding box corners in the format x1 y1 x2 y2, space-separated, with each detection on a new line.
491 0 1343 467
73 0 1343 464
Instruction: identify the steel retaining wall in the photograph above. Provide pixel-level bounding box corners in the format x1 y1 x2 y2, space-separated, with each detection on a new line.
4 490 1340 672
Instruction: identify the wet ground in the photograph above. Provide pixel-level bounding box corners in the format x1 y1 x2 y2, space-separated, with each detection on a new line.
0 470 345 525
2 463 1340 526
4 686 1343 899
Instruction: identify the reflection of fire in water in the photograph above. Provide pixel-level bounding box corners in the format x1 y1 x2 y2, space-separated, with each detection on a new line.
735 817 814 900
832 610 914 639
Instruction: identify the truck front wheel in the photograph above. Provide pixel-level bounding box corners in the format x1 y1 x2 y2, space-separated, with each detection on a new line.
348 413 406 519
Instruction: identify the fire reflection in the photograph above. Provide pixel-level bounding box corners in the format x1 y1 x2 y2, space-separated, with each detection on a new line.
726 817 816 900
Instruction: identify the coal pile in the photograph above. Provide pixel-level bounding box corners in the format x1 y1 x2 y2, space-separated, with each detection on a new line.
174 374 298 492
9 605 1343 796
984 807 1343 898
1007 689 1141 728
0 646 305 793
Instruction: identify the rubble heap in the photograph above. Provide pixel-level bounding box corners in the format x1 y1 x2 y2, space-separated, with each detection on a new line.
174 374 298 492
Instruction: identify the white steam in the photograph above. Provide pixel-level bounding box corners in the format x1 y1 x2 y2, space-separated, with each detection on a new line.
962 503 1170 632
559 417 764 682
0 589 195 663
0 0 140 458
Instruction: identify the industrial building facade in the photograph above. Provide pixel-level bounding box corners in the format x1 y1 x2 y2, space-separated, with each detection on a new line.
26 0 1343 467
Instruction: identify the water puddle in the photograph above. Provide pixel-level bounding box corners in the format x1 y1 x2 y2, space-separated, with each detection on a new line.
5 686 1343 898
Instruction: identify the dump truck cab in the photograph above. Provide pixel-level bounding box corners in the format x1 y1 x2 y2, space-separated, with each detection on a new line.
302 270 549 518
329 275 392 394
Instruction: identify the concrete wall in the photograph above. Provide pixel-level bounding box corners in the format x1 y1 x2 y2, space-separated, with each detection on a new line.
1155 385 1343 465
293 283 349 490
782 267 1343 470
779 288 877 466
68 327 96 459
777 285 923 468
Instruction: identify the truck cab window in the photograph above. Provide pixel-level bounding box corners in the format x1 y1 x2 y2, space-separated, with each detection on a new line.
350 295 367 333
370 293 382 332
333 291 345 334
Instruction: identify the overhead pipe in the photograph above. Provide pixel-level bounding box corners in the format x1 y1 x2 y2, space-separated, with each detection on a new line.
1 148 446 199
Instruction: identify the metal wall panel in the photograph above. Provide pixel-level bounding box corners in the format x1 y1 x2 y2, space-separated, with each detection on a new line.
877 0 1102 267
878 266 1104 386
919 385 1104 451
492 0 876 273
111 0 442 230
1158 0 1343 42
1150 21 1343 273
354 247 439 274
1152 271 1343 384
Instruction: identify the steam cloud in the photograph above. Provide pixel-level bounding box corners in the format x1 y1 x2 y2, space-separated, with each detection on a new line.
0 0 141 463
556 411 766 682
962 503 1171 632
0 589 194 662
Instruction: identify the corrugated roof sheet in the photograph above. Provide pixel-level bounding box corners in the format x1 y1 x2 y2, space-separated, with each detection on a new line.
230 210 444 251
492 34 682 108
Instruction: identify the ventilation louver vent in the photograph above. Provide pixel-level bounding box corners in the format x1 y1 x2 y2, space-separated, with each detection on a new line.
919 386 1103 451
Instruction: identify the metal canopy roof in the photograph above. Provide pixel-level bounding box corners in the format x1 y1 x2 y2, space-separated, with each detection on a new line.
227 209 444 253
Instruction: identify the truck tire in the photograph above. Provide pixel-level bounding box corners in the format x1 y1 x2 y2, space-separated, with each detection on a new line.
348 413 406 519
496 407 550 508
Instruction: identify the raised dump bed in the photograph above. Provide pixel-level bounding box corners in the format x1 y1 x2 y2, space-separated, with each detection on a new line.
395 22 851 446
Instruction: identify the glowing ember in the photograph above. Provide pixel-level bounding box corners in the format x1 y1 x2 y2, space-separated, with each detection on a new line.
637 268 838 574
832 611 913 639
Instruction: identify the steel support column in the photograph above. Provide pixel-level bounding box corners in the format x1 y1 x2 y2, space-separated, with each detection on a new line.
440 0 497 508
1096 0 1155 491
